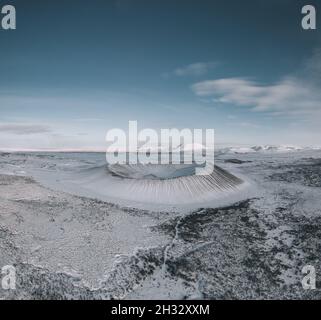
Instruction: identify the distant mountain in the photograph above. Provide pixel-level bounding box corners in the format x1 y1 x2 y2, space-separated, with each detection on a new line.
216 145 320 155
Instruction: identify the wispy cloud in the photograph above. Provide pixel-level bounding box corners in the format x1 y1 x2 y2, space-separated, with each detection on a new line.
191 77 321 116
191 48 321 118
163 62 217 78
73 118 103 122
239 122 261 129
304 47 321 76
0 123 51 135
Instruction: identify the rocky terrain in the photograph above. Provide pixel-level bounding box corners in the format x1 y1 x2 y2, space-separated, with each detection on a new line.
0 150 321 299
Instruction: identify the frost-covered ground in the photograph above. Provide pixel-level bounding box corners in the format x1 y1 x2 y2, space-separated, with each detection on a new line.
0 149 321 299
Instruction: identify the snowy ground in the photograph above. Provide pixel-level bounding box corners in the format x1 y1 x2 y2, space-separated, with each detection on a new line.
0 149 321 299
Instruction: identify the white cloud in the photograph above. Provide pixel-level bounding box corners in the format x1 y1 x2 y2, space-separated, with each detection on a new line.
191 47 321 119
191 77 321 116
170 62 217 77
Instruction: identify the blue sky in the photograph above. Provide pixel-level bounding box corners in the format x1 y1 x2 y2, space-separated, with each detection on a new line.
0 0 321 150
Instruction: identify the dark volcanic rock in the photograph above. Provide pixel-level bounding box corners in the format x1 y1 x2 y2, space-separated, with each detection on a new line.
224 158 252 164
